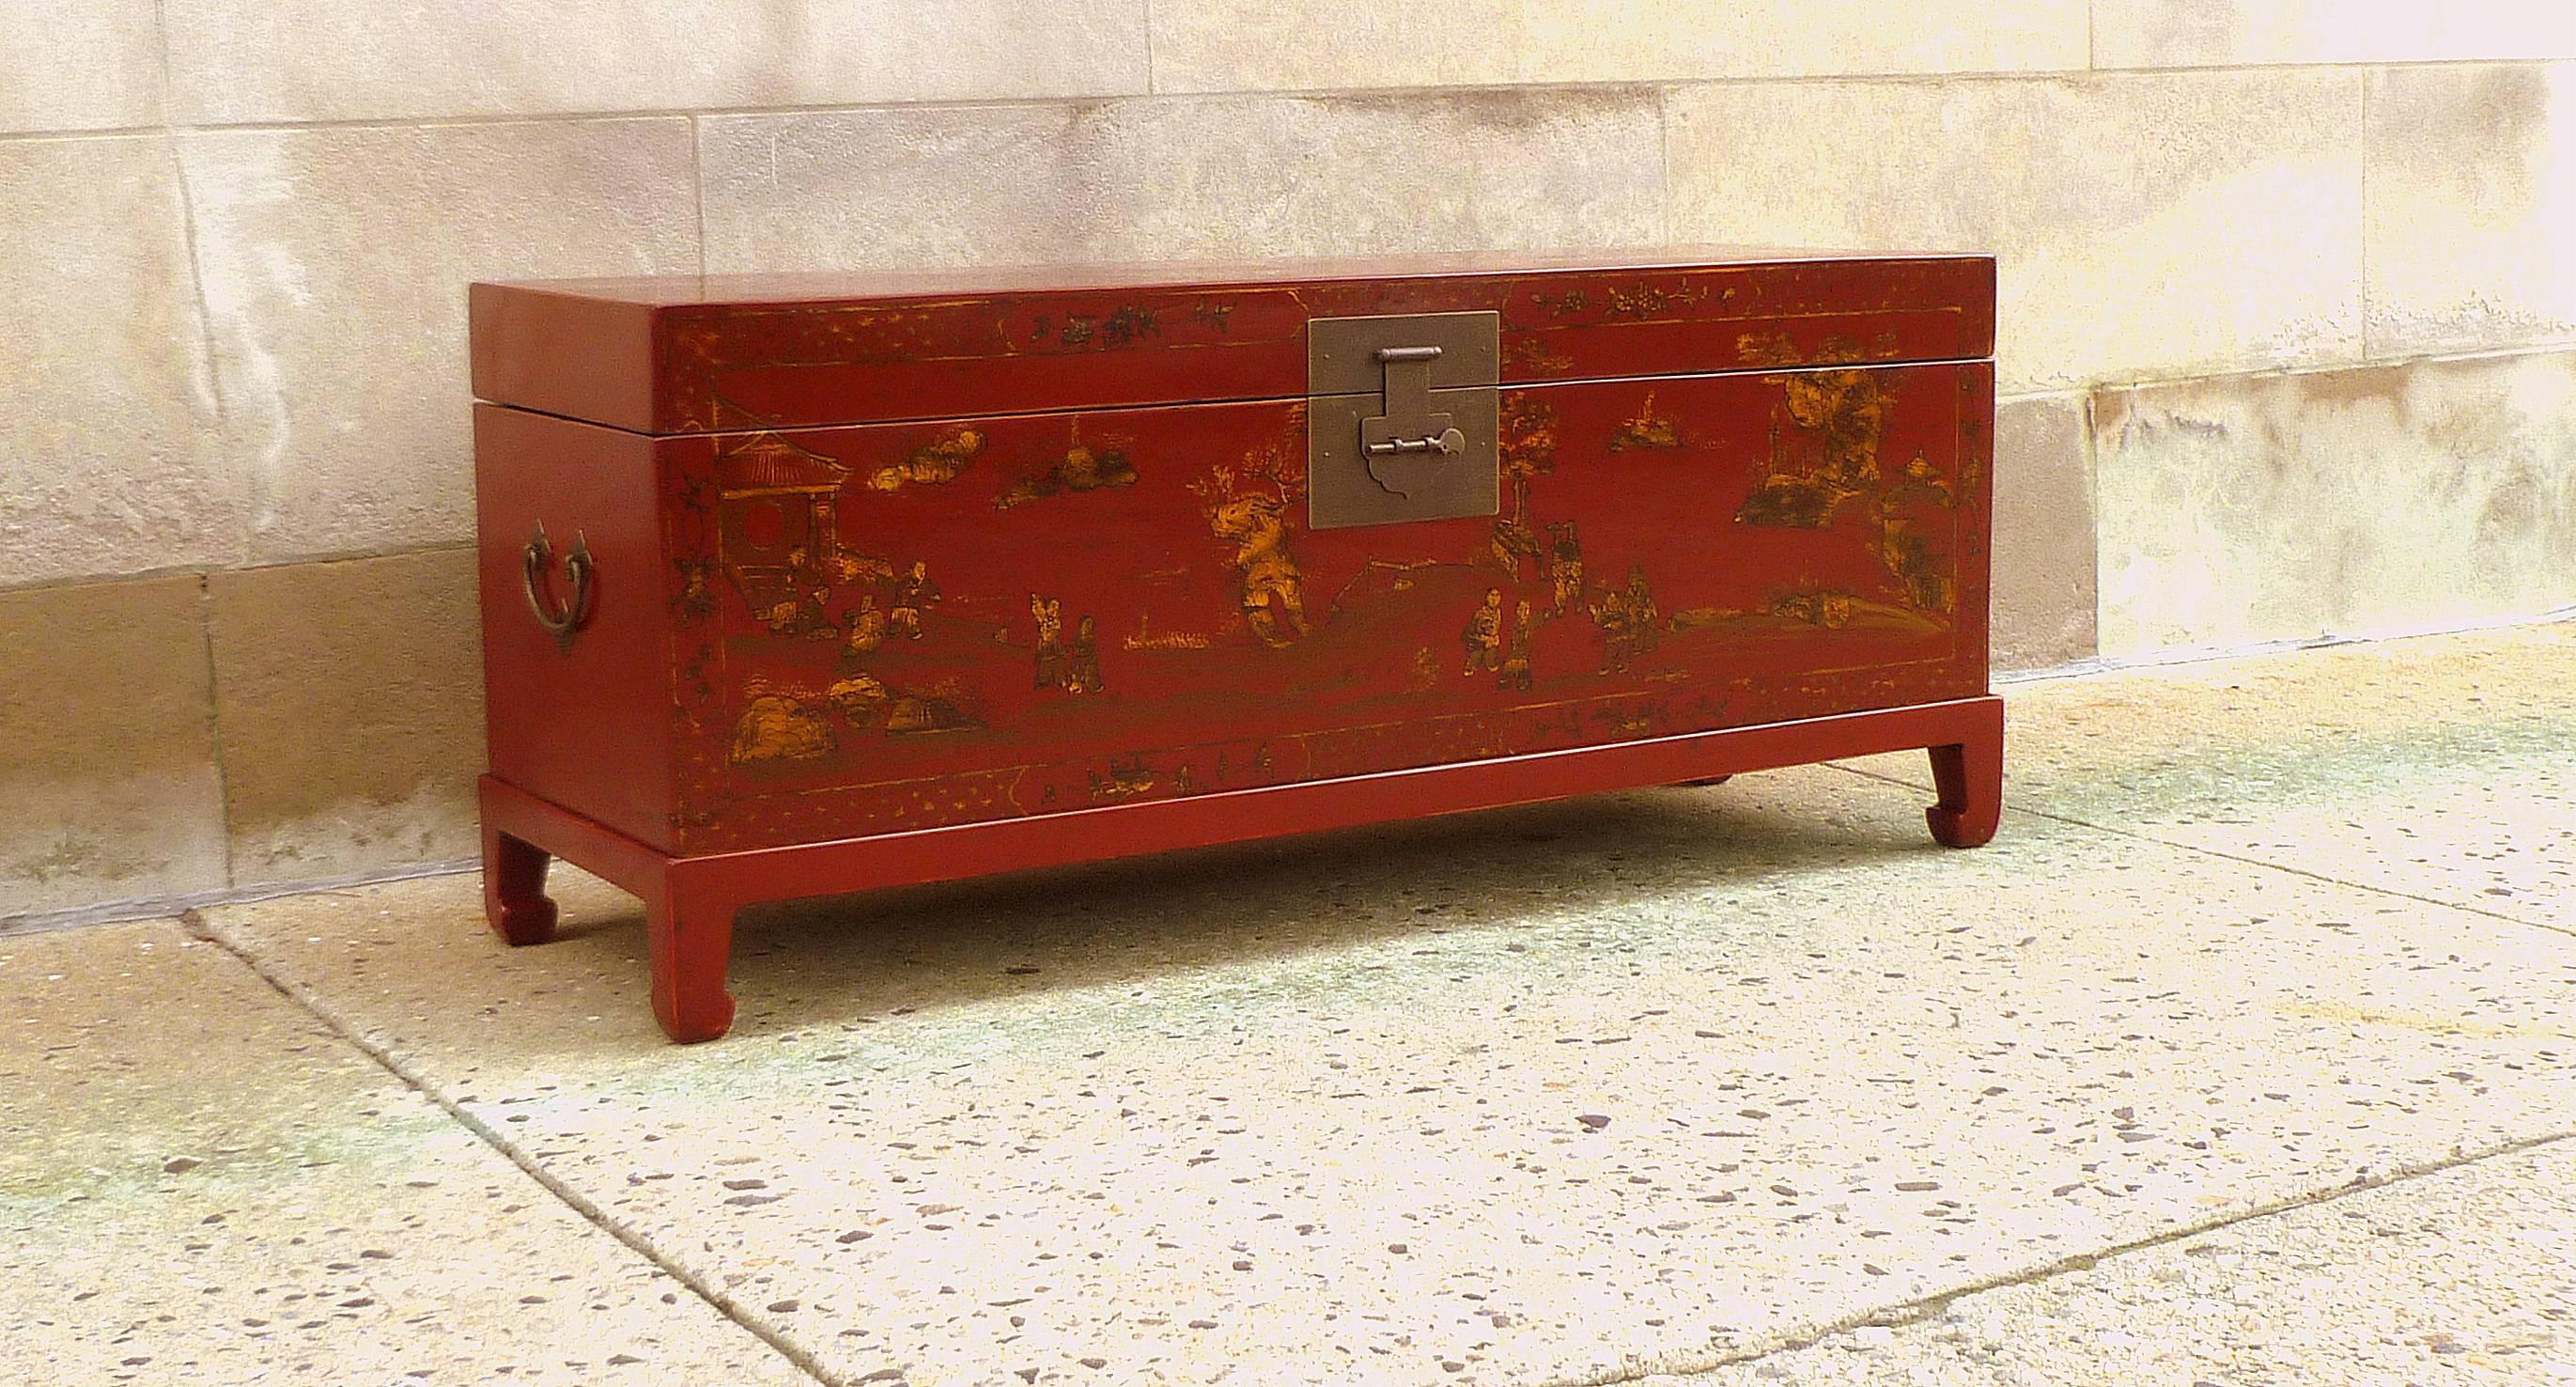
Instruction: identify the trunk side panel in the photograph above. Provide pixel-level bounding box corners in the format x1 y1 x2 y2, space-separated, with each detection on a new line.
477 405 679 849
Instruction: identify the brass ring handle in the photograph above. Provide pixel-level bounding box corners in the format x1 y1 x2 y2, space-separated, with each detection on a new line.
521 522 595 653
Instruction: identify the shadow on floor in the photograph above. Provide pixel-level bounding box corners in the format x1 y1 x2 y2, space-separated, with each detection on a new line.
535 770 1961 1036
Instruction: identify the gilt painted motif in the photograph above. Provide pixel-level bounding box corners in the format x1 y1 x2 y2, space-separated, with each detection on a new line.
669 357 1982 842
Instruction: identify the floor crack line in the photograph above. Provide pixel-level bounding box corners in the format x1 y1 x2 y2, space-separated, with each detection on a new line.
177 908 851 1387
1824 761 2576 942
1559 1128 2576 1387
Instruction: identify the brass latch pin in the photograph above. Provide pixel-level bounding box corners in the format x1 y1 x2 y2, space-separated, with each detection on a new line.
1363 346 1468 466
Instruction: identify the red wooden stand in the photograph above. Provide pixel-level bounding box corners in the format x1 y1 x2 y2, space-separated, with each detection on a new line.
481 695 2002 1043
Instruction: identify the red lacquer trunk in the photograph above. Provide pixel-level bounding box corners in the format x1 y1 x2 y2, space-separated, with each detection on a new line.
473 247 2003 1041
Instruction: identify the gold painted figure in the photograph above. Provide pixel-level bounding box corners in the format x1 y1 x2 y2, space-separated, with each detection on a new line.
1624 565 1660 629
1463 587 1506 676
1192 457 1310 647
890 560 939 639
1590 564 1663 672
1065 616 1103 694
1224 498 1307 645
1031 594 1067 689
839 595 888 663
757 545 839 639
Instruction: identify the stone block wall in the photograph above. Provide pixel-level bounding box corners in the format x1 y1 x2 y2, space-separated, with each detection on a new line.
3 2 2571 922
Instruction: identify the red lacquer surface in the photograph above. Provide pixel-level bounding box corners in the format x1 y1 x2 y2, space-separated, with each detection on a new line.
473 250 1994 432
655 361 1990 853
471 251 2004 1041
474 405 677 849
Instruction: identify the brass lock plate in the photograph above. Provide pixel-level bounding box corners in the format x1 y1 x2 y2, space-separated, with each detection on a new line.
1307 312 1501 530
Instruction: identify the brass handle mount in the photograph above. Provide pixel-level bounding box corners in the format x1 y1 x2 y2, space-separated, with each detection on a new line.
521 522 595 653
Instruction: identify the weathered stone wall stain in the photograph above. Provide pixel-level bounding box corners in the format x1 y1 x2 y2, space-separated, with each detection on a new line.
204 551 486 886
0 578 227 919
2367 64 2576 355
2098 352 2576 659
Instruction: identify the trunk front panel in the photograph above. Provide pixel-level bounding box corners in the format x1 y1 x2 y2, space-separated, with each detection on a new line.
660 361 1991 852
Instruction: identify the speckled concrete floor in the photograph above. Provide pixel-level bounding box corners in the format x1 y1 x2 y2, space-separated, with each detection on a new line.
8 621 2573 1386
